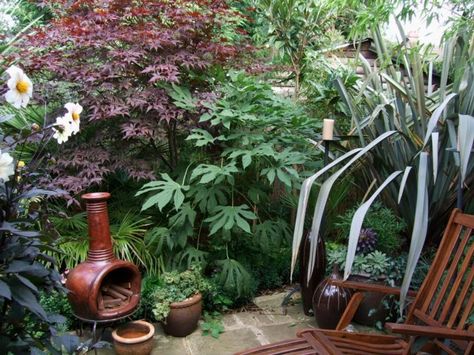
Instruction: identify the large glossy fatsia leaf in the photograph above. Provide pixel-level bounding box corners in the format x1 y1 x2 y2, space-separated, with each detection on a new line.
343 171 402 280
215 258 252 297
204 204 256 235
290 148 362 280
458 114 474 182
137 173 190 211
306 131 397 281
400 152 429 313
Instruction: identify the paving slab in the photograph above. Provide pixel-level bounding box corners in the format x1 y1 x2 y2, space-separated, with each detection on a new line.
232 312 273 327
259 322 316 344
151 336 190 355
187 328 262 355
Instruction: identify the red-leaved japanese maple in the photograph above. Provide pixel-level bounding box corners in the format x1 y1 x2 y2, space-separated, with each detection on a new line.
20 0 251 194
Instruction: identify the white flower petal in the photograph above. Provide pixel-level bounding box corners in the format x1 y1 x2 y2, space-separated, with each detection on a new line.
6 65 23 78
20 94 30 108
6 77 17 90
64 102 76 112
0 152 15 182
5 90 22 109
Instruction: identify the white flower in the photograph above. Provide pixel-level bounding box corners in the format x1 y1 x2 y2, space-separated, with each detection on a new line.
4 65 33 109
52 115 73 144
0 150 15 182
64 102 82 134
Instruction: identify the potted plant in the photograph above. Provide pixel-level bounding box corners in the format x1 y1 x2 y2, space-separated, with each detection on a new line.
151 266 209 337
327 242 403 327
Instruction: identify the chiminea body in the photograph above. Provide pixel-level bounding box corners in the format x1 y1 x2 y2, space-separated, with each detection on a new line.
66 192 141 321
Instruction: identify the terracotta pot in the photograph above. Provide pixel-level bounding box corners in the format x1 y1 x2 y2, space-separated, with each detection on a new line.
162 293 202 337
312 266 352 329
112 320 155 355
300 232 326 316
349 274 395 326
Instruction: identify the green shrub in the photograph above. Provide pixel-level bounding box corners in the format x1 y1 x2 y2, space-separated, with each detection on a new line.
335 202 407 254
40 291 75 331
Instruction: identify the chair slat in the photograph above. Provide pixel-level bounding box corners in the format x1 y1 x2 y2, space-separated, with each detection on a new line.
329 338 404 353
433 339 460 355
441 229 474 324
431 226 471 320
301 332 340 355
457 290 474 330
415 212 463 318
454 213 474 229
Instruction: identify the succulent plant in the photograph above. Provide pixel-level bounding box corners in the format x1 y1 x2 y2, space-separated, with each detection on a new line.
356 228 378 254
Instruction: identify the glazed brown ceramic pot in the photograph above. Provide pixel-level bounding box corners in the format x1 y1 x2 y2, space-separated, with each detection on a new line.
112 320 155 355
300 232 326 315
162 293 202 337
349 274 395 326
312 266 352 329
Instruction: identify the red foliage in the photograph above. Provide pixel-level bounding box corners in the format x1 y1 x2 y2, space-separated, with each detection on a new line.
20 0 251 194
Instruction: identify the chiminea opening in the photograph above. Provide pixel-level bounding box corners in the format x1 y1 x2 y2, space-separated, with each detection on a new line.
98 269 135 311
66 192 141 321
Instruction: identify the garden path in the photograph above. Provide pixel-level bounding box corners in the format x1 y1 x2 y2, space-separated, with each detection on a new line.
98 288 378 354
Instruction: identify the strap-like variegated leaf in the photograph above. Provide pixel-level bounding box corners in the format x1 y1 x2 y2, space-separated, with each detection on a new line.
334 78 365 146
400 152 429 314
427 62 433 96
343 171 403 280
458 114 474 183
423 93 457 146
290 148 362 281
398 166 412 203
306 131 397 282
447 119 460 166
432 132 439 183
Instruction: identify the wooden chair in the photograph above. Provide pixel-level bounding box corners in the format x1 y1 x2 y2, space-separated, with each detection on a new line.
297 208 474 354
237 209 474 355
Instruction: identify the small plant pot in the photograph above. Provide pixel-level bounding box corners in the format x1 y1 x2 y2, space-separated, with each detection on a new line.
112 320 155 355
162 293 202 337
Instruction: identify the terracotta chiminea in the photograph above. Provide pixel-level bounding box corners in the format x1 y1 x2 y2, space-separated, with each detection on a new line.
66 192 141 321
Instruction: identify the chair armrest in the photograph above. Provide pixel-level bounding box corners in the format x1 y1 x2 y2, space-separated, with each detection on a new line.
335 292 364 330
386 323 474 342
329 279 417 298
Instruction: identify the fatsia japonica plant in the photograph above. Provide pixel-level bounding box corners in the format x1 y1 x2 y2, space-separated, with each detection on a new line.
17 0 253 195
0 65 97 353
137 71 322 298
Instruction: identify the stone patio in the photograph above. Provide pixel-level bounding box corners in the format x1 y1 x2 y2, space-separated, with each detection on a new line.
98 289 317 354
95 289 382 354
